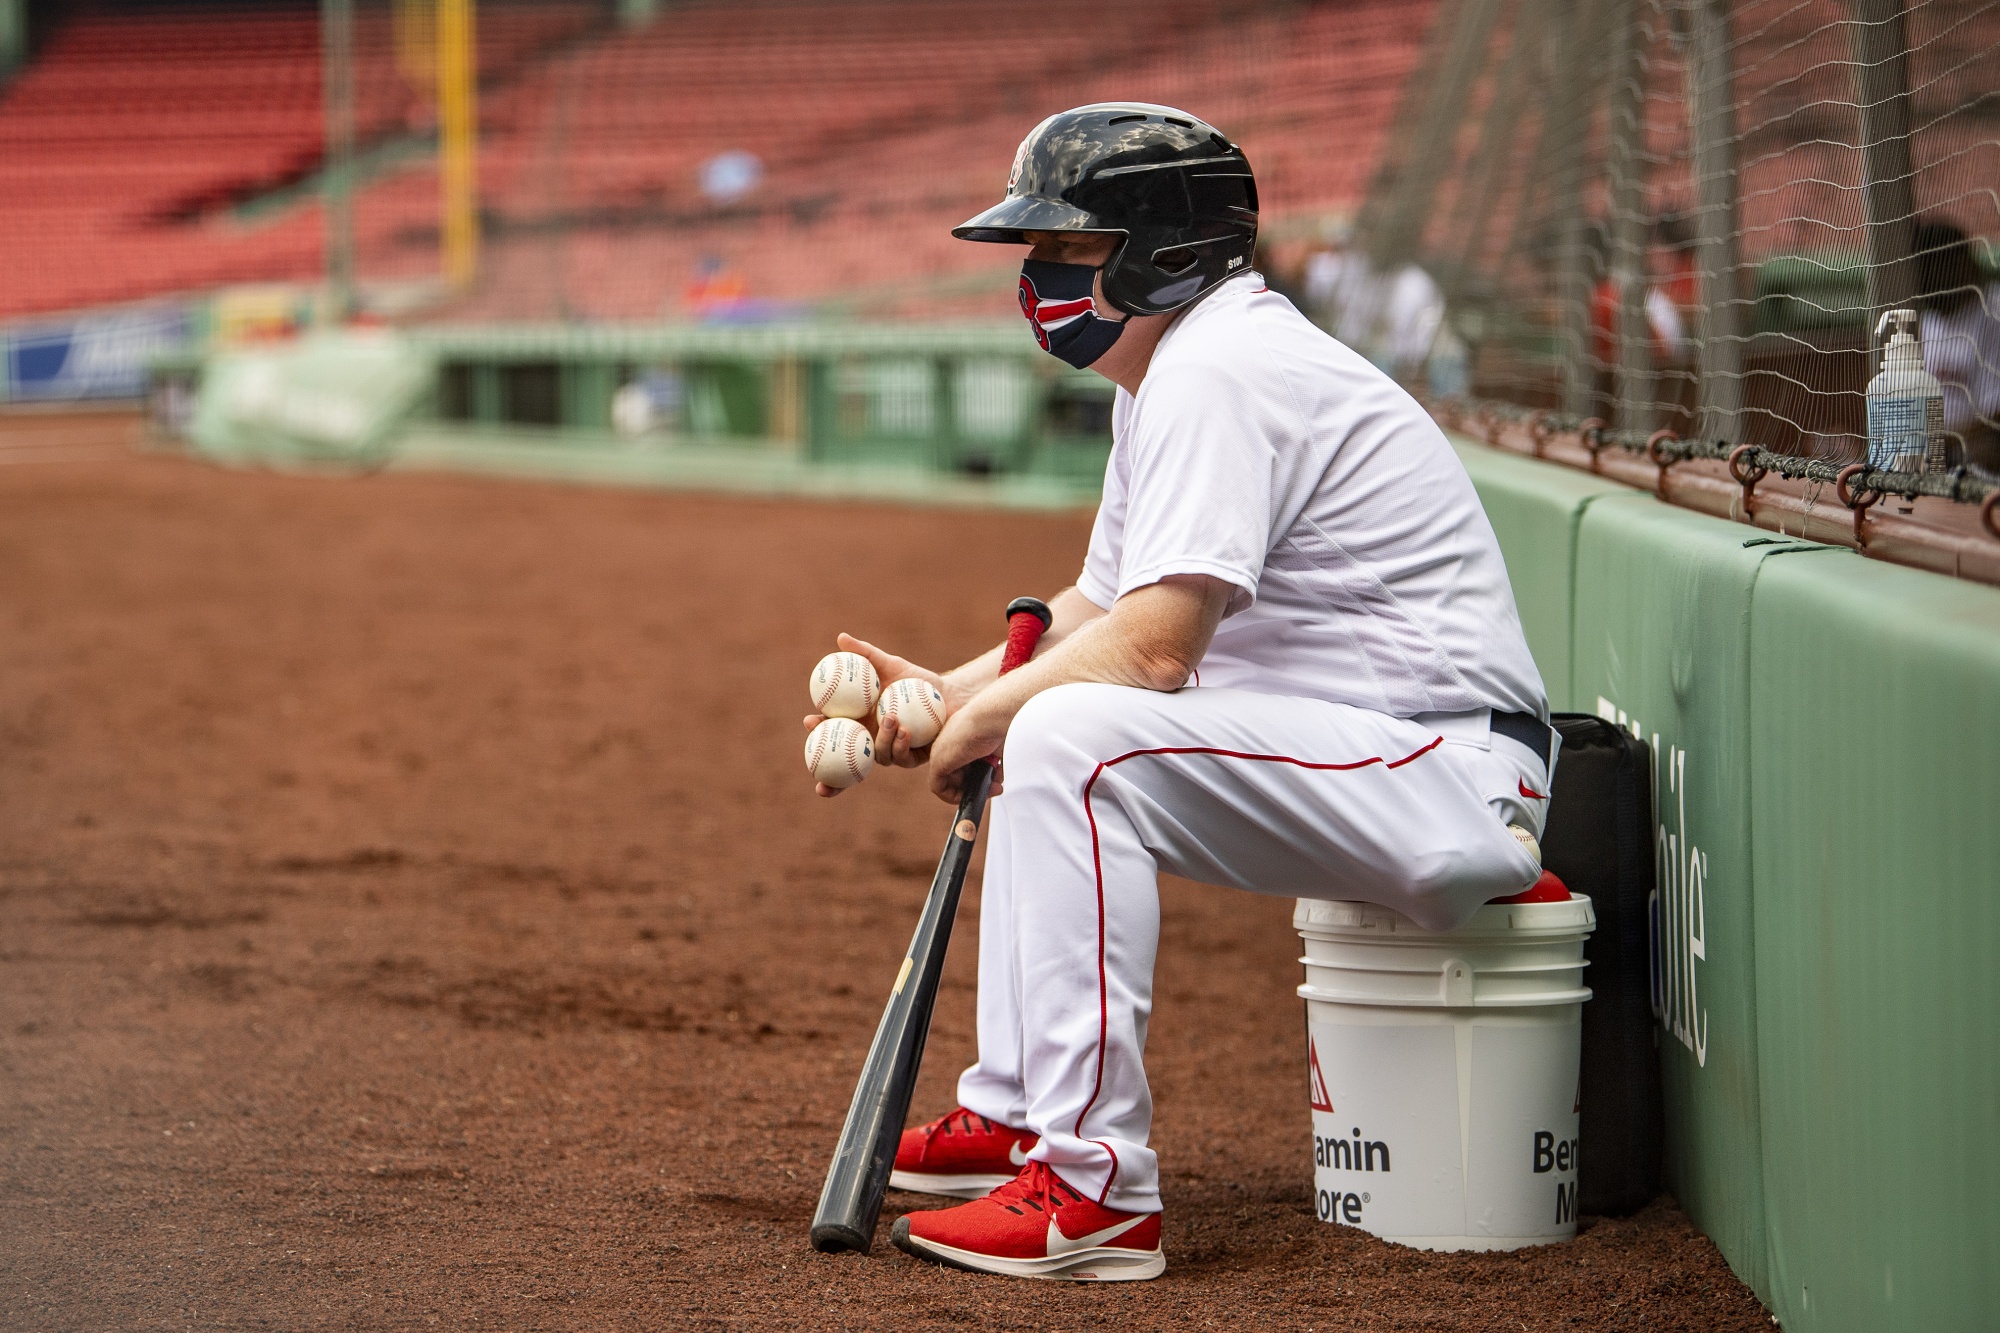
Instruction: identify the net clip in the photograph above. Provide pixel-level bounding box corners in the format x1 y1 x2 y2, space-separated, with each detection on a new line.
1836 463 1883 546
1478 405 1502 448
1578 417 1606 473
1727 444 1768 524
1646 430 1680 495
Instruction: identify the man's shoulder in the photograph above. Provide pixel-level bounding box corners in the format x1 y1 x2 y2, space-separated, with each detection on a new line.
1141 282 1398 419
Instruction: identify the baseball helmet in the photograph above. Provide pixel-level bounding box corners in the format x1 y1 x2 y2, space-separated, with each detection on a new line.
953 102 1259 316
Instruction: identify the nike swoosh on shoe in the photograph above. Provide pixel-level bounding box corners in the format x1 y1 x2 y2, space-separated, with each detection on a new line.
1008 1141 1031 1167
1046 1215 1146 1256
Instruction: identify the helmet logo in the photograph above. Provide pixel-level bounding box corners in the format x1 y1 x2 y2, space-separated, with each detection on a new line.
1018 272 1095 352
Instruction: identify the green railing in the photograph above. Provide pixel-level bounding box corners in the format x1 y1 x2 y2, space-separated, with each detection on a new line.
160 323 1117 506
407 322 1116 483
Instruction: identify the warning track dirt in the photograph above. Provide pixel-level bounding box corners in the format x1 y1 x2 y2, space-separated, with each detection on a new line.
0 426 1771 1329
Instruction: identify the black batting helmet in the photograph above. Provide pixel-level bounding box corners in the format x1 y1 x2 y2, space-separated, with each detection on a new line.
953 102 1259 317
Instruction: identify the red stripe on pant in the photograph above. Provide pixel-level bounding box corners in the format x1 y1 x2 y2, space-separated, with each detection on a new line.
1074 736 1445 1203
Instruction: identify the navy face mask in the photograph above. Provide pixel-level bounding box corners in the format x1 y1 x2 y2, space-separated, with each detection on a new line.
1018 259 1126 368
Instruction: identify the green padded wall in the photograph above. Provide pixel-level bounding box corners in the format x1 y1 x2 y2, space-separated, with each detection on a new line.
1447 445 1998 1324
1572 493 1850 1296
1449 439 1635 710
1747 556 2000 1332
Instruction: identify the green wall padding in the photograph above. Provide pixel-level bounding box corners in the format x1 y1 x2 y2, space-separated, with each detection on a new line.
1572 494 1849 1296
1444 443 1998 1325
1746 555 2000 1333
1449 439 1634 710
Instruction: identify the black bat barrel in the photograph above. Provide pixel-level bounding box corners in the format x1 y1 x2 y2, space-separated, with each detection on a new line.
809 760 994 1253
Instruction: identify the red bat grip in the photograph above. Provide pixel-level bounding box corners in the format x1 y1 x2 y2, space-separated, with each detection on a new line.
998 596 1052 676
999 615 1044 675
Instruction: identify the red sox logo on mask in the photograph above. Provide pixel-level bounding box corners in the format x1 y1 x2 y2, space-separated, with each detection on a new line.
1018 272 1096 353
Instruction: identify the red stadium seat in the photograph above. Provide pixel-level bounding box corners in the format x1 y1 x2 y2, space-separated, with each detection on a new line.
0 0 1431 322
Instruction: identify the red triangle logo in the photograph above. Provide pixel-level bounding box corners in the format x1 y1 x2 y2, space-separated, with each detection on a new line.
1309 1037 1335 1113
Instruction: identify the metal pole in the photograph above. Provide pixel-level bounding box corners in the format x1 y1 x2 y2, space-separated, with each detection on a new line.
1353 0 1465 258
0 0 28 83
1849 0 1919 322
1550 0 1614 416
320 0 357 319
1372 0 1504 271
1447 0 1551 295
1496 12 1561 303
1685 0 1743 441
1608 0 1653 432
438 0 479 290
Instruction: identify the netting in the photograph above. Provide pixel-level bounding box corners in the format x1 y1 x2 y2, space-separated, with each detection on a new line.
1326 0 2000 481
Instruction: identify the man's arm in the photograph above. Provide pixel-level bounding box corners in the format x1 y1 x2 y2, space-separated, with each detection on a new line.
813 586 1107 778
924 574 1234 802
935 586 1106 707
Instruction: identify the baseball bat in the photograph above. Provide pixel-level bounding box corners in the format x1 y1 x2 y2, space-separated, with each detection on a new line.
809 595 1053 1255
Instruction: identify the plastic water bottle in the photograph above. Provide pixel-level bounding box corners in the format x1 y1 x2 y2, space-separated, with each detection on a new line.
1866 308 1945 477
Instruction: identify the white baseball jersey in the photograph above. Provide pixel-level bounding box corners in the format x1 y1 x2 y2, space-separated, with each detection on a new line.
1077 271 1546 721
954 275 1554 1216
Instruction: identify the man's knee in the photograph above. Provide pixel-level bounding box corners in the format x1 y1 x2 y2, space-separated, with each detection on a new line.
1003 682 1148 782
1393 847 1520 932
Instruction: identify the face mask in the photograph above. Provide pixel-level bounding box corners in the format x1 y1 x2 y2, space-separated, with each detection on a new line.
1018 259 1125 368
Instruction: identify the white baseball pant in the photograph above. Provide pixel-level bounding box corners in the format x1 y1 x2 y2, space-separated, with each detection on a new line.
954 682 1551 1214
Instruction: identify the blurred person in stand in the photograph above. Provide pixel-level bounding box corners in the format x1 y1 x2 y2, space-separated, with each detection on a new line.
1297 218 1449 390
1333 260 1445 383
1649 215 1700 436
1590 215 1698 435
612 367 684 441
1579 220 1616 419
1311 225 1390 354
682 255 749 319
1301 217 1356 329
1377 263 1447 384
1913 218 2000 477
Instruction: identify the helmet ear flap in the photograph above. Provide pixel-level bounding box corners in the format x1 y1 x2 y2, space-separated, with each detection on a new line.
1097 234 1146 317
1101 232 1257 316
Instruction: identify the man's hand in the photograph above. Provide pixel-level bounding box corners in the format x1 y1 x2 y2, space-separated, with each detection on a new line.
801 633 947 796
924 688 1014 804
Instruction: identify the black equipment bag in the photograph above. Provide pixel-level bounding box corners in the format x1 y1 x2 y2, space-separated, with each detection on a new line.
1541 713 1662 1218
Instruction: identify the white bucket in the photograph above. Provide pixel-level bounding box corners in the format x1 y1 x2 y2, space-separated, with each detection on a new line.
1295 892 1594 1251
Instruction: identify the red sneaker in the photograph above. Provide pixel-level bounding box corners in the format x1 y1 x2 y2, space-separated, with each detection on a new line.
892 1161 1165 1281
890 1107 1038 1199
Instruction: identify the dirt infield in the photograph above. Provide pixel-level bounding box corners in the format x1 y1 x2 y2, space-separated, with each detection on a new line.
0 421 1773 1330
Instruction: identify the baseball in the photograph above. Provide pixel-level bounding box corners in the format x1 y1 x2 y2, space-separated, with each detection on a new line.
810 651 881 720
879 677 948 748
805 716 874 789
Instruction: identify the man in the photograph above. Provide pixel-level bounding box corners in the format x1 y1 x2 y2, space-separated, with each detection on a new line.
810 104 1552 1281
1914 218 2000 475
